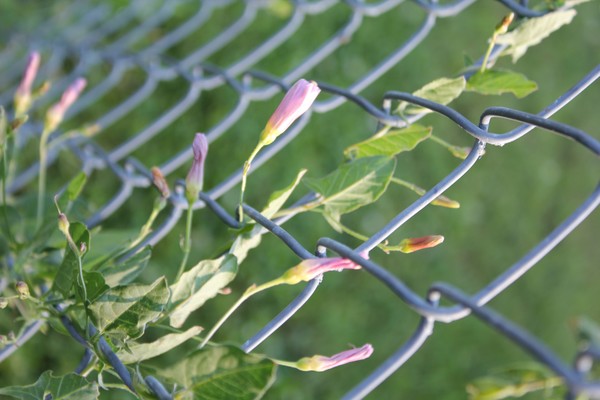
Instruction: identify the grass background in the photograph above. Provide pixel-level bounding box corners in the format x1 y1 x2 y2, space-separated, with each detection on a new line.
1 0 599 398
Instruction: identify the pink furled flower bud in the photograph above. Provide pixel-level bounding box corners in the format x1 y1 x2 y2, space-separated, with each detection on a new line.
296 344 374 372
281 257 361 285
185 133 208 204
260 79 320 145
398 235 444 253
14 51 41 116
45 77 87 132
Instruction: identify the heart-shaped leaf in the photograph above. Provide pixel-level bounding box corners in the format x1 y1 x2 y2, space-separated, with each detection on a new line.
155 345 276 400
304 156 396 217
169 255 238 328
89 276 169 339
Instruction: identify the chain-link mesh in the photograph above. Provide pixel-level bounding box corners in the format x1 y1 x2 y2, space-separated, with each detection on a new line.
1 0 599 399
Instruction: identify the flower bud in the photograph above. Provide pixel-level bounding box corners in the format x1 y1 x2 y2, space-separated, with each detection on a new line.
14 51 41 117
45 78 87 132
260 79 320 145
15 281 30 299
398 235 444 253
495 12 514 35
0 298 8 309
58 212 70 235
431 195 460 209
296 344 373 372
281 257 361 285
185 133 208 205
448 145 471 160
151 167 170 198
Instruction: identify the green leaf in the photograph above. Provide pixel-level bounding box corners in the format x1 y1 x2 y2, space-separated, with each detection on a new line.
467 363 562 400
76 271 108 303
0 371 99 400
344 125 432 160
169 254 238 328
66 172 87 202
260 169 307 219
155 345 276 399
228 229 262 265
496 9 577 62
304 156 396 217
89 276 169 339
85 228 139 270
466 70 537 98
51 222 90 297
96 246 152 287
397 76 465 115
116 326 203 364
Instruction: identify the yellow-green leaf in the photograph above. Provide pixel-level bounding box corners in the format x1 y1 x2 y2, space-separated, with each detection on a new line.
467 70 537 98
344 125 432 160
397 77 465 115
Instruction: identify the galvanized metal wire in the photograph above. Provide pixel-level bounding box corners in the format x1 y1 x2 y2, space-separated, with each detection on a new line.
1 0 599 399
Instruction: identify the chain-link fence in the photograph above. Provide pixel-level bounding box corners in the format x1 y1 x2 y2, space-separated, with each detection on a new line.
1 0 599 399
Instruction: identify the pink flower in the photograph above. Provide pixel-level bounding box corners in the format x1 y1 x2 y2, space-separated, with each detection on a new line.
185 133 208 204
296 344 374 372
260 79 320 145
45 78 87 132
14 51 41 116
281 257 361 285
398 235 444 253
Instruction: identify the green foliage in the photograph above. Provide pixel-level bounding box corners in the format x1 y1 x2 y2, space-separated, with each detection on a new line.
89 277 170 339
154 345 277 400
466 363 563 400
51 222 90 297
304 156 396 218
116 326 203 364
466 70 538 98
169 255 238 328
0 371 99 400
396 76 466 115
496 9 577 62
344 125 432 159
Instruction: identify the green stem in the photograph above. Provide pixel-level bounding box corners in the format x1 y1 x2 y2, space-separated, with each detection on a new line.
128 197 166 251
76 250 88 305
480 32 498 73
390 177 425 195
239 142 264 223
175 205 194 281
199 278 285 348
428 134 451 149
64 233 88 305
271 198 323 219
270 359 302 369
1 145 14 245
36 128 52 231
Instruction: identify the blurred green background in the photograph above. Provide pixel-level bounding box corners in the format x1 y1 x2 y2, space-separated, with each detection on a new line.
1 0 599 399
